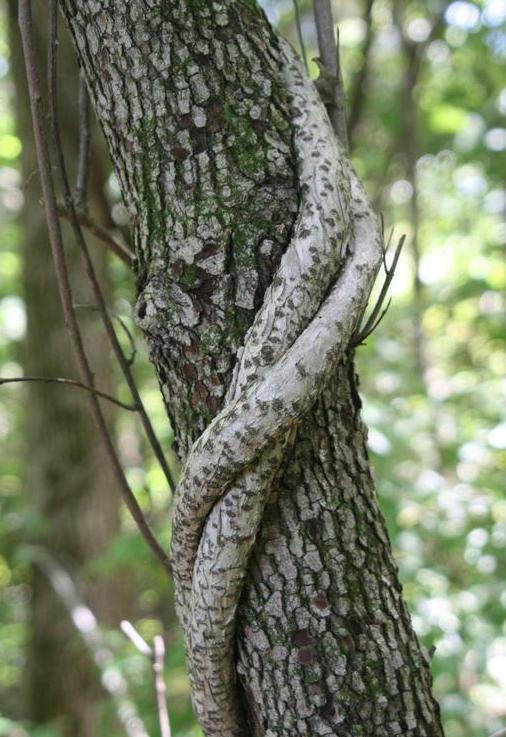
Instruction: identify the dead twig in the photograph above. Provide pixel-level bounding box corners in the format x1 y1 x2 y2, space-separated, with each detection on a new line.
347 0 375 147
153 636 171 737
121 620 152 657
74 303 137 366
0 375 137 411
18 0 172 578
29 547 149 737
354 234 405 345
293 0 309 72
313 0 348 150
121 621 172 737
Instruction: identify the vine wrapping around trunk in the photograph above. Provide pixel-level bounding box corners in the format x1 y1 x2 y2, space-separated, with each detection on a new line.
170 39 383 736
56 2 445 733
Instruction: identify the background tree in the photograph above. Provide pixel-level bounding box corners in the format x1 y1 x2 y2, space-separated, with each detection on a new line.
6 3 132 735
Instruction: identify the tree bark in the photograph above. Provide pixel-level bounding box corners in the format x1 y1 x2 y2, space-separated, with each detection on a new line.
58 2 444 735
9 4 130 735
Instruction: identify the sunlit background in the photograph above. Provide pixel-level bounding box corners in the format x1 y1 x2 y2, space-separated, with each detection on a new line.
0 1 504 736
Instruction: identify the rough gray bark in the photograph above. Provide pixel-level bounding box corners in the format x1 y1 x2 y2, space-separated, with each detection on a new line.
59 2 444 736
9 4 130 735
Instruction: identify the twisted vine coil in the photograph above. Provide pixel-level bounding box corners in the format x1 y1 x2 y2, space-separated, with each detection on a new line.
171 39 383 736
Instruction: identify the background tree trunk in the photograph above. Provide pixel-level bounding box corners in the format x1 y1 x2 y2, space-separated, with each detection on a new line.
58 2 444 735
8 4 130 735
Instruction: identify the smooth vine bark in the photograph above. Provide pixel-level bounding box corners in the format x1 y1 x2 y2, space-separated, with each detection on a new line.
59 2 444 736
9 4 130 735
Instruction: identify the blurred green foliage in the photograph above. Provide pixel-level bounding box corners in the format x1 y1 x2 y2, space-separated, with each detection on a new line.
0 1 505 736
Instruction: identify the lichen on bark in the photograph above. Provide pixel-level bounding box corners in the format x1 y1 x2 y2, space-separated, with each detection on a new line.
60 2 445 736
61 0 299 459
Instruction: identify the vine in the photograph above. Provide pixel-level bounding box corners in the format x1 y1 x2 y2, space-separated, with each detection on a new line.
171 38 383 735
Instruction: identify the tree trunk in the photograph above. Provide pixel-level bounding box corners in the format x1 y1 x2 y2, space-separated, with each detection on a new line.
58 2 444 735
9 4 130 735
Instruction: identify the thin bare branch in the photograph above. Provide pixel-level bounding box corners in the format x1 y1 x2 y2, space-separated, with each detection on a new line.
334 26 347 147
121 622 172 737
360 296 392 339
18 0 172 578
393 0 450 379
56 203 134 266
347 0 375 147
29 547 150 737
382 226 394 274
293 0 309 72
313 0 348 149
488 729 506 737
153 636 171 737
313 0 336 83
354 234 405 345
74 303 137 366
46 4 176 494
74 70 91 210
120 620 152 657
0 375 137 411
